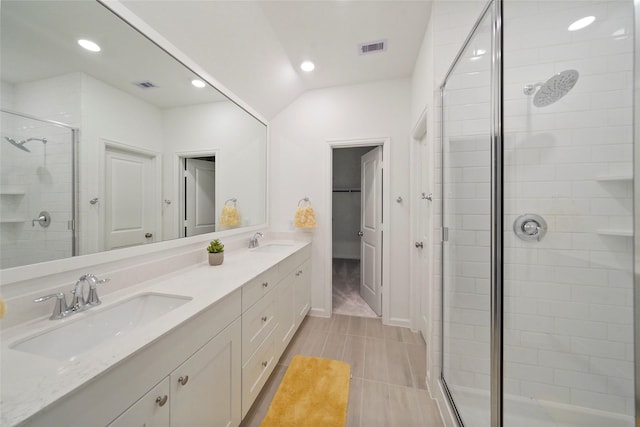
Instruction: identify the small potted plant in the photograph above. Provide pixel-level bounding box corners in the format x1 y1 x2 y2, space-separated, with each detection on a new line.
206 239 224 266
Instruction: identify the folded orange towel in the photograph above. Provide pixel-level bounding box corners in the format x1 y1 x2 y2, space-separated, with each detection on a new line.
295 205 317 228
220 204 240 227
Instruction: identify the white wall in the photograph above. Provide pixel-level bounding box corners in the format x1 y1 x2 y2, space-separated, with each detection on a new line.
81 74 164 255
269 78 411 324
162 102 267 239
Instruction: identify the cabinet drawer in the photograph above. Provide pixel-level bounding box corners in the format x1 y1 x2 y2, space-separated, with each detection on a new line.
242 289 278 363
241 327 278 418
242 266 279 311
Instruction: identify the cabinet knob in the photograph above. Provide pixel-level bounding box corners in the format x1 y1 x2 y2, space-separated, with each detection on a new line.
156 395 168 407
261 316 268 322
178 375 189 386
262 361 268 368
262 282 268 288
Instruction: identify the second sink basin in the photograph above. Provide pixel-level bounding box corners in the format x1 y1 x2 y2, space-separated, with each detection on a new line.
11 293 192 361
249 242 295 253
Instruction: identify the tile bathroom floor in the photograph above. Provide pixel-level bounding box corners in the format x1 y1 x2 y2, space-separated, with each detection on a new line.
240 314 444 427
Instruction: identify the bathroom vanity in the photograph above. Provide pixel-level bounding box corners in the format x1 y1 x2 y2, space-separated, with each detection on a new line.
0 241 311 427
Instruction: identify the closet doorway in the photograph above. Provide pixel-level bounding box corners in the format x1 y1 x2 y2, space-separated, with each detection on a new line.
331 145 381 318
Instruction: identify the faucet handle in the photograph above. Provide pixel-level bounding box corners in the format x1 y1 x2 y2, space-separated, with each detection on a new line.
34 293 69 320
86 276 110 306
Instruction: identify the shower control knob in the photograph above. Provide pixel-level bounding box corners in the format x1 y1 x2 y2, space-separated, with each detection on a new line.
522 221 539 236
514 214 547 242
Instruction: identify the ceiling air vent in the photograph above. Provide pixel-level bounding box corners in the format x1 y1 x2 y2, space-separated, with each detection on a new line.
358 39 387 55
133 80 158 89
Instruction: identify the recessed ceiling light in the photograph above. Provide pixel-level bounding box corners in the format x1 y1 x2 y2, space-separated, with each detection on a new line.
78 39 101 52
300 61 315 72
191 79 206 88
568 16 595 31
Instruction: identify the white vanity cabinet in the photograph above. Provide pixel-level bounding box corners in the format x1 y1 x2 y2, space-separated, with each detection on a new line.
241 246 312 417
109 318 241 427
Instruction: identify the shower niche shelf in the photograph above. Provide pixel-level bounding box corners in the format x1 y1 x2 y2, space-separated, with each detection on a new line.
0 187 26 196
597 229 633 237
596 174 633 182
0 218 26 224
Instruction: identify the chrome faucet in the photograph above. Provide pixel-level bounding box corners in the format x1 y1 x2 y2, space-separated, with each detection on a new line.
34 273 110 320
248 232 264 248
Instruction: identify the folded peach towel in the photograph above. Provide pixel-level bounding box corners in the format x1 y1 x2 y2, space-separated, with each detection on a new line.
295 205 317 228
220 201 240 227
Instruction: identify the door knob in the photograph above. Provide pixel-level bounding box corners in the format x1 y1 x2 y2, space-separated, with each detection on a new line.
145 233 153 238
358 231 364 237
415 241 424 248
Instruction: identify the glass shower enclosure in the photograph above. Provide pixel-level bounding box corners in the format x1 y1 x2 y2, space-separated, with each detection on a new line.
0 109 78 269
440 0 636 426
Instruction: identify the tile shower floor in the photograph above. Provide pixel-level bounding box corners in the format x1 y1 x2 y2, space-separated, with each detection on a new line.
240 314 444 427
332 258 378 318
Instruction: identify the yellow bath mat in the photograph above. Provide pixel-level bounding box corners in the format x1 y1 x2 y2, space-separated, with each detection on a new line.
261 355 351 427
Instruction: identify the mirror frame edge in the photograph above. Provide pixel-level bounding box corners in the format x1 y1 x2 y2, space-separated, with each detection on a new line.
0 0 270 289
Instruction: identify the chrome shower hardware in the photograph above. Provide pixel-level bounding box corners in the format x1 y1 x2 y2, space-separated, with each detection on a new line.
523 69 579 107
3 136 47 152
513 213 547 242
32 211 51 227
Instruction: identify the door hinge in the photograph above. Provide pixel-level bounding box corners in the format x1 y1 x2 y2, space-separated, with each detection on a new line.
442 227 449 242
68 220 75 231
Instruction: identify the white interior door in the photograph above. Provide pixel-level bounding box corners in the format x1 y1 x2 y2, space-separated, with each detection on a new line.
411 124 431 342
360 146 382 316
105 147 156 250
184 158 216 237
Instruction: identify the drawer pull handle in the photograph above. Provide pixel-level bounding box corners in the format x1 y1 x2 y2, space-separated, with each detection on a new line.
262 282 268 288
262 361 268 368
156 395 168 407
261 316 268 322
178 375 189 386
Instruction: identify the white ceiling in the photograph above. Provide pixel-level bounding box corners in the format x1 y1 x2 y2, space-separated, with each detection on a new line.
120 1 433 119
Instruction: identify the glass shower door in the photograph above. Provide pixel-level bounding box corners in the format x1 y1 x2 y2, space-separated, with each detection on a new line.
440 4 493 426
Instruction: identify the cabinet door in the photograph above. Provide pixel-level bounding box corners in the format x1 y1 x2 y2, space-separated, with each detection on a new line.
277 272 296 352
294 259 311 327
108 377 170 427
171 318 241 427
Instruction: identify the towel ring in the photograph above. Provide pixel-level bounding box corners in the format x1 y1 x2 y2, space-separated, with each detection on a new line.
225 198 237 206
298 197 310 207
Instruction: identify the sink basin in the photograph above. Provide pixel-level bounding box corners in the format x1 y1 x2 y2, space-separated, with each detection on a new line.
249 242 295 253
11 293 192 360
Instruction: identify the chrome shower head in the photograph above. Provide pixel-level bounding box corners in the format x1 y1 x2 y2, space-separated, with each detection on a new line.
4 136 30 152
523 69 579 107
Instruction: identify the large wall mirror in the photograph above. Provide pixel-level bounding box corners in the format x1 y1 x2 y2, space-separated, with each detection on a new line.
0 0 267 270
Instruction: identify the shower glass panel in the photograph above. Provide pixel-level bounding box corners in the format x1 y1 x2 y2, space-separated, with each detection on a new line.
441 4 493 426
502 1 635 426
0 110 76 269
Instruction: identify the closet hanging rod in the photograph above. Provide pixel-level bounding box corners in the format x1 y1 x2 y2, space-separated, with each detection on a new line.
332 188 361 193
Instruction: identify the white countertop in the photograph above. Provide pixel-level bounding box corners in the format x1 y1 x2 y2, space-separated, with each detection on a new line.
0 240 310 426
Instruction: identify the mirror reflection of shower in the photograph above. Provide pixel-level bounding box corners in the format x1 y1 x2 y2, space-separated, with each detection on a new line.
3 136 47 153
523 69 579 107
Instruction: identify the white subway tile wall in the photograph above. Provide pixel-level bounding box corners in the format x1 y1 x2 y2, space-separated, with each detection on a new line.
0 74 79 268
